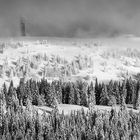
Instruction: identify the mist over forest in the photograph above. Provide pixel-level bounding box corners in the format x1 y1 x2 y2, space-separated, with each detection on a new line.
0 0 140 37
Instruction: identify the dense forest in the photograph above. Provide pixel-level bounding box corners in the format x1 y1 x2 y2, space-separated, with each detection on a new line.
1 77 140 139
2 77 140 108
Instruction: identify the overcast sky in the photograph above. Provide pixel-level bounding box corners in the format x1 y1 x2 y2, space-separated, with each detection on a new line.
0 0 140 37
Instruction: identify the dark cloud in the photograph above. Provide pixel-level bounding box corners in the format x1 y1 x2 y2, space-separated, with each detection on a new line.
0 0 140 37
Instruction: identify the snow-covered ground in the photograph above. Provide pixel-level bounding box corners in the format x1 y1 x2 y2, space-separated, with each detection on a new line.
0 36 140 87
33 104 139 116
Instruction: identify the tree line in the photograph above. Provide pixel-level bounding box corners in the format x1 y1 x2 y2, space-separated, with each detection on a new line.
1 77 140 110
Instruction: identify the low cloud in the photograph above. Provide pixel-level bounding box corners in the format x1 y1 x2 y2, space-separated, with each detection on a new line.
0 0 140 37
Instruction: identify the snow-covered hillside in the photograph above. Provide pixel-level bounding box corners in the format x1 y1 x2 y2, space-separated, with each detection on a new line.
0 37 140 87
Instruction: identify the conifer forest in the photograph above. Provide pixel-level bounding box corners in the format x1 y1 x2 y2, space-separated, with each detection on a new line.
1 38 140 140
1 77 140 140
1 0 140 139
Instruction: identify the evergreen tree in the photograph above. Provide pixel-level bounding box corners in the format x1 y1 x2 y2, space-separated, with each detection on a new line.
121 81 127 101
31 81 40 105
100 84 109 105
17 78 25 105
134 88 140 110
126 78 134 104
113 81 120 104
25 98 33 117
73 84 81 105
64 82 71 104
88 82 96 110
133 81 140 109
120 95 127 111
37 94 46 106
7 80 15 107
108 95 116 106
8 80 14 96
119 95 129 139
11 88 19 113
62 83 66 104
38 79 49 97
68 83 75 104
79 82 88 107
56 81 62 104
24 81 32 105
45 84 58 108
0 91 6 137
52 81 62 104
95 79 102 105
107 80 114 95
3 83 7 105
95 78 99 105
88 82 96 105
